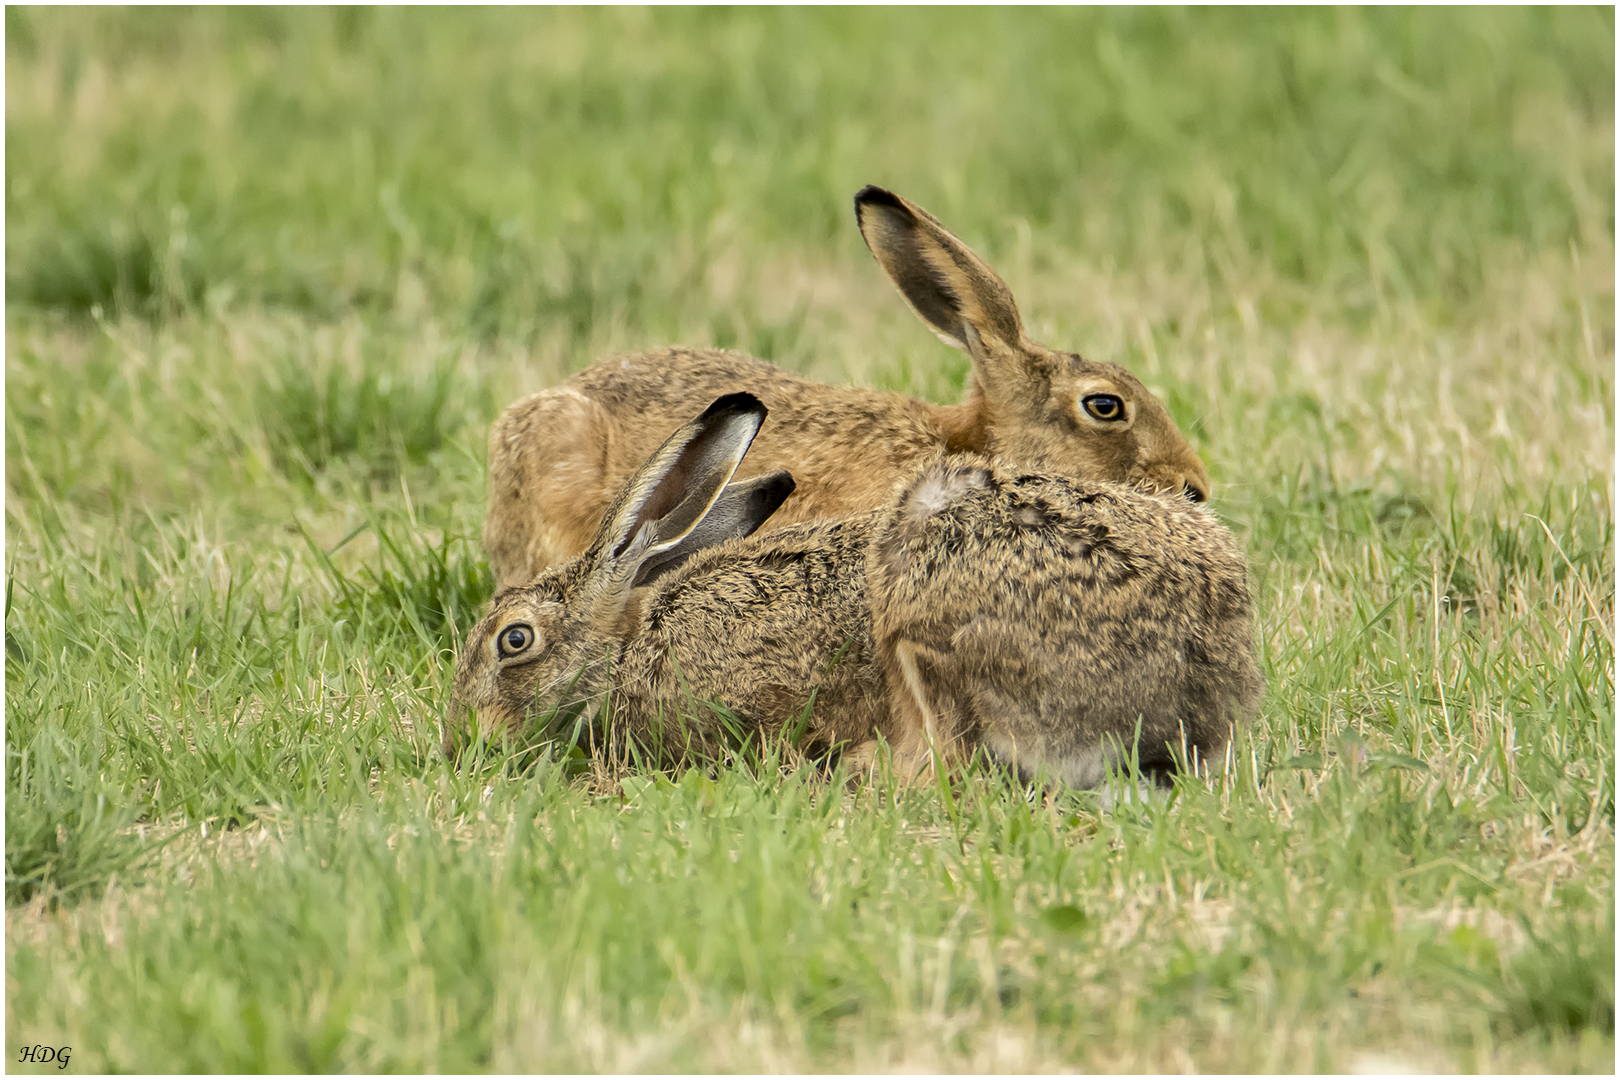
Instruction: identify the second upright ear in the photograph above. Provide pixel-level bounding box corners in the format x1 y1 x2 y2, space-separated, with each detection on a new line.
854 185 1024 353
632 470 796 587
590 392 770 602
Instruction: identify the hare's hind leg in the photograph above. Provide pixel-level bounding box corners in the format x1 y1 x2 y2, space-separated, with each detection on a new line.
881 639 976 784
485 387 619 588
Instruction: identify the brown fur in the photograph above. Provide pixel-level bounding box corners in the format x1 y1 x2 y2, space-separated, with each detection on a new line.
454 399 1262 787
483 186 1210 590
453 397 891 762
866 458 1265 784
453 516 891 764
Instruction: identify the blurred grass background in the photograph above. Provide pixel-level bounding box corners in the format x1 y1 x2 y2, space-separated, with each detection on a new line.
8 8 1611 326
5 6 1614 1072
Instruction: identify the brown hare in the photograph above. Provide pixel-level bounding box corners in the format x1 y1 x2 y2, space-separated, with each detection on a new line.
452 394 1262 788
866 457 1264 785
452 394 891 764
483 186 1210 590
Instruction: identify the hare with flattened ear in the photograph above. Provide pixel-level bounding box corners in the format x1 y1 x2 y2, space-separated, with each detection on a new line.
865 456 1264 787
449 393 893 763
483 186 1210 589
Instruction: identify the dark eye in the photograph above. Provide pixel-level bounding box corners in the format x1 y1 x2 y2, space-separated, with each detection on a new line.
498 624 534 656
1082 394 1126 422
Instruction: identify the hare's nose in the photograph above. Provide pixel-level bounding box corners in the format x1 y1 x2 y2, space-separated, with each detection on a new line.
1183 477 1209 503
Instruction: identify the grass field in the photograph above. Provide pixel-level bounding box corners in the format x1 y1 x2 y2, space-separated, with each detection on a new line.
5 7 1615 1072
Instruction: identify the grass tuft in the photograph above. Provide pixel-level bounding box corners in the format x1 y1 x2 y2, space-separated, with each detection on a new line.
5 722 165 905
313 513 494 656
258 345 462 480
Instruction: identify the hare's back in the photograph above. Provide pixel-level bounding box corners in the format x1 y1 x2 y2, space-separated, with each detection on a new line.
573 347 950 516
869 461 1261 761
624 517 887 746
487 347 949 587
876 468 1249 624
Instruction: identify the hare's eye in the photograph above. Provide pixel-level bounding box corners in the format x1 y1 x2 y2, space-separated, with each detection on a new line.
498 624 535 657
1082 394 1125 422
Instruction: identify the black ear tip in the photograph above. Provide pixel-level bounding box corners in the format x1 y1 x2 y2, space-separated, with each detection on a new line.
702 391 767 422
760 469 796 502
748 469 796 520
854 185 907 217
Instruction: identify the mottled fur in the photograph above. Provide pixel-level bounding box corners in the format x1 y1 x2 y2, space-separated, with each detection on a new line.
867 458 1265 784
454 516 890 763
454 400 1262 787
452 396 892 762
483 186 1209 590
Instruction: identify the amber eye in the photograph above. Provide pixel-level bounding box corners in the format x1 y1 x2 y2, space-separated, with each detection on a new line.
498 624 534 657
1082 394 1126 422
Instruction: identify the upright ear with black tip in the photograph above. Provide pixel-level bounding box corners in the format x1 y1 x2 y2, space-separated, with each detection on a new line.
632 470 796 587
585 393 771 606
854 185 1025 354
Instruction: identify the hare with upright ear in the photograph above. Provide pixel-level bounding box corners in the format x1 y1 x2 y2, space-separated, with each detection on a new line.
455 394 1261 788
483 185 1210 590
450 393 893 762
865 457 1264 786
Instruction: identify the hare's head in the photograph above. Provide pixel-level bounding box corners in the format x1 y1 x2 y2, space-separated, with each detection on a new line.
856 186 1210 502
446 394 793 756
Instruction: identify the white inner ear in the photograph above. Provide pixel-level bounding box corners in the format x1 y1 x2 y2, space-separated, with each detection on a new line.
597 520 659 616
624 519 658 563
958 321 984 357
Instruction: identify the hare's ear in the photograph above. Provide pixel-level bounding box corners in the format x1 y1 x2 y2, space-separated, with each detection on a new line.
586 393 769 601
855 185 1024 355
633 470 796 587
